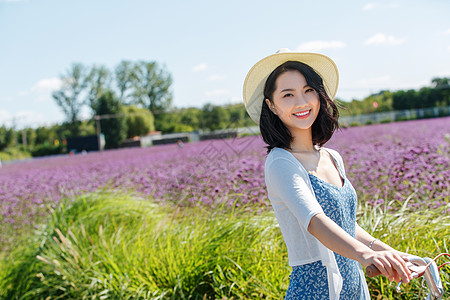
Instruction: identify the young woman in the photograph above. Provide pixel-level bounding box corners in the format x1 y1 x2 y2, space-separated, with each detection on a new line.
243 49 412 299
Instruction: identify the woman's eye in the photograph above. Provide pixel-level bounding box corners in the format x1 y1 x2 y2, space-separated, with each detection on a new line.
283 93 293 98
305 88 314 93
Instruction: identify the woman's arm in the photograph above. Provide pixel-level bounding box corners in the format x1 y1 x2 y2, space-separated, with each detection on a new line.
308 213 412 283
355 223 409 256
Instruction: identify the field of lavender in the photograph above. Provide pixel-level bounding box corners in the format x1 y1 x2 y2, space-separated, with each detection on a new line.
2 117 449 241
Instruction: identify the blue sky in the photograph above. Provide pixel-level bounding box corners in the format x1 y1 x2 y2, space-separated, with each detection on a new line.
1 0 449 129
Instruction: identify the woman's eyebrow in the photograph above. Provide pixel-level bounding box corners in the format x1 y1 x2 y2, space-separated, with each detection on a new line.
280 88 295 93
279 85 310 93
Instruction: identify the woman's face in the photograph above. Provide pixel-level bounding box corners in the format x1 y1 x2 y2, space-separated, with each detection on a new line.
265 70 320 133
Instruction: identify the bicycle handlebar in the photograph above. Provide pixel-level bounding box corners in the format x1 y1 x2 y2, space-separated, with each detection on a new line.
365 255 444 300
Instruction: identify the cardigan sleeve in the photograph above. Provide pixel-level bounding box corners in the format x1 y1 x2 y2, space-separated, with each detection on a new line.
265 157 324 229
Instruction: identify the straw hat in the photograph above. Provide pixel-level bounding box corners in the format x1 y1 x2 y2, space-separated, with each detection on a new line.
242 48 339 124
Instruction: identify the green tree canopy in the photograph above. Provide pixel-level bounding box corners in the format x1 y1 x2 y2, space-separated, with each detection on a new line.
52 63 88 136
85 65 112 113
0 126 16 151
115 60 135 103
35 125 61 146
431 77 450 89
122 105 155 138
131 61 173 114
52 60 174 137
431 77 450 106
95 91 127 149
202 103 230 131
16 128 37 148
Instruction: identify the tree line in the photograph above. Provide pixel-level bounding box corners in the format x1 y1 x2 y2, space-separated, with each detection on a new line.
0 58 256 158
52 60 172 137
50 60 257 149
339 77 450 116
0 102 255 159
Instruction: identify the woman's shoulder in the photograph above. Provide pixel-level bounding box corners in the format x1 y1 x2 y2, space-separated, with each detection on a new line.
264 148 311 182
266 147 294 161
320 146 346 173
320 146 342 159
265 147 299 168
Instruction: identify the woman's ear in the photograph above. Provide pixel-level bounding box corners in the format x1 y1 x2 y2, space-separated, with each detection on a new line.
265 99 277 115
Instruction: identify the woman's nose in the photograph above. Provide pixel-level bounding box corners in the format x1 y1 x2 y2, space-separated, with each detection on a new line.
294 94 308 106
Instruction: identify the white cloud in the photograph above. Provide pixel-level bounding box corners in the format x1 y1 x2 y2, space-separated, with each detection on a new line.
363 3 377 10
208 74 225 81
296 40 346 52
0 110 48 128
364 33 406 46
448 46 450 52
204 89 230 97
192 63 207 72
15 111 47 123
20 77 64 103
31 77 62 93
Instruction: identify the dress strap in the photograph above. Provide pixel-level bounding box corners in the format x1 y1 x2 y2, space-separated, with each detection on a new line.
320 147 345 181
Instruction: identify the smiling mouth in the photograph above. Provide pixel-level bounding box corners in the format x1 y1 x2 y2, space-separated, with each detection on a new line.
293 110 311 118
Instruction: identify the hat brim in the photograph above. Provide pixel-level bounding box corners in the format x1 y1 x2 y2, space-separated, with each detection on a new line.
243 52 339 124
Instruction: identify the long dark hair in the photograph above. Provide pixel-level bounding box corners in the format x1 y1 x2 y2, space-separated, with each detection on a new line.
260 61 340 153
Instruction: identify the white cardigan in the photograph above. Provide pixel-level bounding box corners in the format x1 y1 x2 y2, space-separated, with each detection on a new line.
264 146 370 299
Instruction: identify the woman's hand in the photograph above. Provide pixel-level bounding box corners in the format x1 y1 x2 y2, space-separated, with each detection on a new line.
354 224 412 282
309 214 413 283
360 249 412 283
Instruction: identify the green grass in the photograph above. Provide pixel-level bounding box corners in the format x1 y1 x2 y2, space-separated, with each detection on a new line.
0 192 448 299
0 193 289 299
358 199 450 299
0 147 32 162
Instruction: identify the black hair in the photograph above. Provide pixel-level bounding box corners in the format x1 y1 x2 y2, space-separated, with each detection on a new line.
260 61 340 153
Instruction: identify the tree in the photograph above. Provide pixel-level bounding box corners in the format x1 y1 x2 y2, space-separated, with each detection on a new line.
52 63 88 136
392 89 419 110
153 111 180 133
0 126 16 150
122 105 155 138
17 128 37 148
431 77 450 106
95 91 127 149
431 77 450 89
35 126 59 146
115 60 135 103
227 103 255 128
85 65 112 113
417 87 439 108
202 103 230 131
131 61 173 114
180 107 202 130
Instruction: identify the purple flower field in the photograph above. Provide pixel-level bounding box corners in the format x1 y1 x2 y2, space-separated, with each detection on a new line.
1 117 449 247
327 117 449 209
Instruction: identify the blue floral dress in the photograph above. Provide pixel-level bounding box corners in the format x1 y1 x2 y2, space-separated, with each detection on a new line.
284 173 366 299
